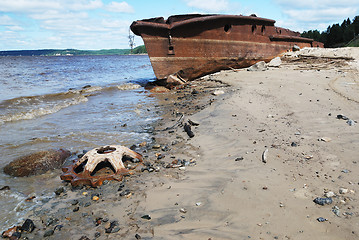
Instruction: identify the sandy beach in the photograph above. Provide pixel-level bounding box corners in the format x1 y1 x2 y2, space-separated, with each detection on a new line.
6 47 359 239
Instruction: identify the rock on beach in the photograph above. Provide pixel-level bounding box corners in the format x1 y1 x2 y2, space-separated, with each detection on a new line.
3 149 71 177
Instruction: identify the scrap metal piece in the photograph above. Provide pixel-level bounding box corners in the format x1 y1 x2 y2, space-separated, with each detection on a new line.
60 145 143 187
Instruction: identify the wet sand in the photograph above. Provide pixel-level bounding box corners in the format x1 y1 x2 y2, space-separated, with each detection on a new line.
9 48 359 239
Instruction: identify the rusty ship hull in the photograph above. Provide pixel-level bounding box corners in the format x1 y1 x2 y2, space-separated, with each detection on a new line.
131 14 323 82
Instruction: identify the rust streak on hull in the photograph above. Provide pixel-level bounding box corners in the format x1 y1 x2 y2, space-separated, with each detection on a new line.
131 14 323 84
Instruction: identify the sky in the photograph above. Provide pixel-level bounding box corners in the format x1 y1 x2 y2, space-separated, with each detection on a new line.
1 0 359 50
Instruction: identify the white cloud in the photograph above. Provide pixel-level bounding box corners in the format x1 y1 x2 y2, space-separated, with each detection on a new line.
68 0 103 11
274 0 359 31
0 15 15 25
0 0 103 13
284 7 356 22
184 0 229 12
0 0 62 13
0 15 24 31
6 25 24 31
106 1 134 13
275 0 359 27
30 10 89 20
275 0 359 9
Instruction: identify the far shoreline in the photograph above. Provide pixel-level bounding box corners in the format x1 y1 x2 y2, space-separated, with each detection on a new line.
0 46 147 57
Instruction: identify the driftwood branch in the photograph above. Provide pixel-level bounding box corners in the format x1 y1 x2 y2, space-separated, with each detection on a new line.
160 113 184 131
184 123 194 138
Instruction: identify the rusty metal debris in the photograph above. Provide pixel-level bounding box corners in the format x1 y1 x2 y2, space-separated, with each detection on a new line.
60 145 143 187
130 14 324 85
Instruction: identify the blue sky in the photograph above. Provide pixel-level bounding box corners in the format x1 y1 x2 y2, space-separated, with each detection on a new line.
1 0 359 50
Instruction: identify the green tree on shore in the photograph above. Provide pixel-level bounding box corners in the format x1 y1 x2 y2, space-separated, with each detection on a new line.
302 15 359 47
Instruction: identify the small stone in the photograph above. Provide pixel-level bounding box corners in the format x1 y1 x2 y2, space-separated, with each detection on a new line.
70 199 79 205
291 142 298 147
313 197 332 206
111 227 120 233
105 221 119 233
25 195 36 201
92 196 100 201
46 217 58 226
54 225 63 231
0 186 10 191
212 90 225 96
20 219 35 233
235 157 244 161
119 189 131 197
55 187 65 196
191 89 199 95
179 208 187 213
262 148 268 163
44 229 54 237
162 145 170 151
117 183 125 192
341 169 349 173
84 202 91 207
346 119 356 126
94 232 101 238
292 45 300 51
79 236 90 240
332 206 340 216
73 207 80 212
141 215 151 220
320 137 332 142
150 86 170 93
196 202 201 206
2 226 19 238
139 142 147 147
337 114 348 120
317 217 327 222
268 57 281 67
152 144 161 149
135 233 142 239
324 191 335 198
11 231 21 239
339 188 348 194
247 61 268 71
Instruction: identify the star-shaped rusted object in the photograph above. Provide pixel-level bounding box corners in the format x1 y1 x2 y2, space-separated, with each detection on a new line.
61 145 143 187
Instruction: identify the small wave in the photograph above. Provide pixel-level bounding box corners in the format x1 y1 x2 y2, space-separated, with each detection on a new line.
0 189 55 233
0 95 88 125
79 86 103 93
0 83 142 125
116 83 141 90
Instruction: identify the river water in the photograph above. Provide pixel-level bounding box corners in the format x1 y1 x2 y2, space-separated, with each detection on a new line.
0 55 158 231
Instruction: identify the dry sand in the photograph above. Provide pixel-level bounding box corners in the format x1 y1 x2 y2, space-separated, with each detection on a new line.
136 48 359 240
16 48 359 240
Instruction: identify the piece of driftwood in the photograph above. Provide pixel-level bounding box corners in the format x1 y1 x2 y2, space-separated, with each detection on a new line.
184 123 194 138
188 119 199 126
161 113 184 131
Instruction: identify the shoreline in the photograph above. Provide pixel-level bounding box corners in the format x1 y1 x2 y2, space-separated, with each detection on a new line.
3 47 359 239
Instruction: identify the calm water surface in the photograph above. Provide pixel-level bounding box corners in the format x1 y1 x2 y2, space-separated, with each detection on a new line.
0 55 159 231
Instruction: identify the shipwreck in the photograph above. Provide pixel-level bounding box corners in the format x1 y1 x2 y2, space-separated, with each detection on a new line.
130 14 323 85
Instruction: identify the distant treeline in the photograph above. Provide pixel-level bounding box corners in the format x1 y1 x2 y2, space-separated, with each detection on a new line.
301 16 359 47
0 45 147 56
